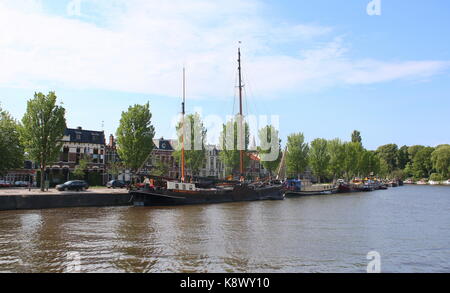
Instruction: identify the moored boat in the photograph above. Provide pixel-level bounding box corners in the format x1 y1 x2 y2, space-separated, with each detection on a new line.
283 179 338 197
131 47 284 206
416 179 428 185
132 181 284 206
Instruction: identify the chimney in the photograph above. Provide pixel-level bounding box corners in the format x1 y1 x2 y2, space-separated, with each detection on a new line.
77 126 82 130
109 134 115 147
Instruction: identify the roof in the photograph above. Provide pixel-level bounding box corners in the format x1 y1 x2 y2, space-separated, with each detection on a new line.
153 138 178 151
64 128 106 145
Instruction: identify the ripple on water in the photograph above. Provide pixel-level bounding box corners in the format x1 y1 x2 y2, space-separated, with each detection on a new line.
0 186 449 272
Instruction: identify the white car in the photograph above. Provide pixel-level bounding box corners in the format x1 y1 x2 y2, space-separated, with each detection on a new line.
15 181 29 187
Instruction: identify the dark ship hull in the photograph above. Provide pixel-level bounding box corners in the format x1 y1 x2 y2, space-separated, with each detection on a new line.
285 187 338 197
131 184 284 206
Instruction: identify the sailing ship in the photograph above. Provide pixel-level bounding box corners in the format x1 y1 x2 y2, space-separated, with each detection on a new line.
131 47 284 206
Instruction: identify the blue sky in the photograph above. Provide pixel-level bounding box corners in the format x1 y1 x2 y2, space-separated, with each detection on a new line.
0 0 449 150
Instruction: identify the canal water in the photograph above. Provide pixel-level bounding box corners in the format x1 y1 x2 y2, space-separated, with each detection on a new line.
0 185 449 273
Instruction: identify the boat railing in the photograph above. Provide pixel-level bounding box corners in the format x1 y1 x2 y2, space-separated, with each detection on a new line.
302 184 336 191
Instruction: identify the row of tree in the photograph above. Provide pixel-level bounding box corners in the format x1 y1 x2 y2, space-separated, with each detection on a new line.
0 92 67 191
1 93 448 190
285 131 450 182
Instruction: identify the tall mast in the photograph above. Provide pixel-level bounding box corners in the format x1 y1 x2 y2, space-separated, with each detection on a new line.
181 67 186 182
238 46 244 178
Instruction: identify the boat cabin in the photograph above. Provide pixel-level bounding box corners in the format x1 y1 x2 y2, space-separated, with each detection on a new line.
167 181 196 191
284 179 302 192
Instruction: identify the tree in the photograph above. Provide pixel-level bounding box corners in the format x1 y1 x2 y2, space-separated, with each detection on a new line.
116 103 155 173
20 92 67 191
397 145 410 170
309 138 330 183
378 157 390 178
327 138 345 180
107 161 124 180
0 107 24 176
151 160 169 177
173 113 207 177
431 145 450 179
257 125 281 176
342 142 364 179
376 144 399 173
73 157 89 179
429 173 443 182
358 150 372 177
411 147 435 179
285 133 309 179
351 130 362 144
218 117 250 176
408 145 425 162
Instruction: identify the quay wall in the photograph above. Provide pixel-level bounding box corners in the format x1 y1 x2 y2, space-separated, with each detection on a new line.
0 193 133 211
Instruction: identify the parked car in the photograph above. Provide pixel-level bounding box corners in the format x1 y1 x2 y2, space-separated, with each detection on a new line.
56 180 89 191
0 180 12 188
14 181 29 187
106 180 126 189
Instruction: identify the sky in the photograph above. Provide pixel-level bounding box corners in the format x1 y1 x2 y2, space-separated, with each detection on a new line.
0 0 449 150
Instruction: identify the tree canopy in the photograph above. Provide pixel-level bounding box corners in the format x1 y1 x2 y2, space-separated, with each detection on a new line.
173 113 207 176
257 125 281 176
285 133 309 179
218 117 250 176
309 138 330 183
116 102 155 172
0 107 24 176
20 92 66 191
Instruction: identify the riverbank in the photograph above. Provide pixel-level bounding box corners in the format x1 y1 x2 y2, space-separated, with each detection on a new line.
0 188 132 211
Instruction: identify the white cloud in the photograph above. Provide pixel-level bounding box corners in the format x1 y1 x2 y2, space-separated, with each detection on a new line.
0 0 448 100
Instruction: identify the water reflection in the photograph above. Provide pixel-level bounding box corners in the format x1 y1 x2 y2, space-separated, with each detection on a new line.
0 186 449 272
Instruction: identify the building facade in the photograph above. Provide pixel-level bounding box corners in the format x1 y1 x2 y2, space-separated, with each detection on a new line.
50 127 107 186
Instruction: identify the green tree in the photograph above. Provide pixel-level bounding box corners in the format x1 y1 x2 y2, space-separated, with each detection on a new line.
397 145 410 170
342 142 364 179
403 162 414 178
257 125 281 176
285 133 309 179
0 107 24 176
309 138 330 183
151 160 169 177
116 103 155 173
107 161 124 180
173 113 207 177
378 157 390 178
358 150 373 177
431 145 450 179
390 169 405 180
73 157 89 180
327 138 345 180
218 117 250 176
411 147 435 179
376 144 399 173
20 92 67 191
408 145 425 162
351 130 362 144
429 173 443 182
